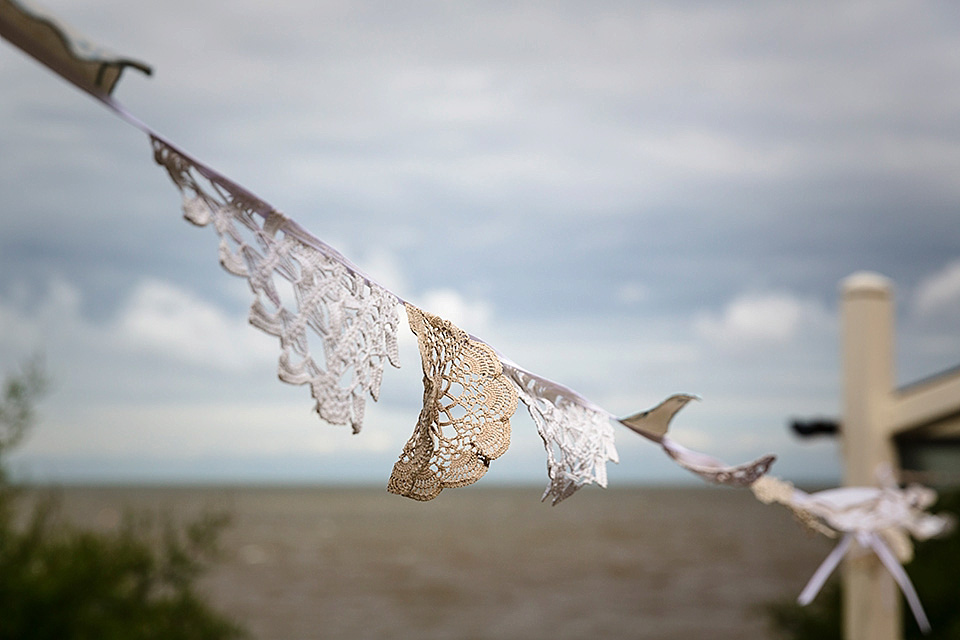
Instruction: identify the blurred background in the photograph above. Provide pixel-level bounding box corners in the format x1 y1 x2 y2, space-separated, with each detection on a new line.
2 2 960 637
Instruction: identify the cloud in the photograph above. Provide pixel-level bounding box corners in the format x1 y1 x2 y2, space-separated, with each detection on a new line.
694 292 831 353
0 278 93 360
616 282 649 306
0 276 275 374
0 289 46 354
913 258 960 318
115 278 275 371
636 129 794 179
418 288 493 335
899 259 960 382
355 247 410 296
19 401 399 459
10 400 417 483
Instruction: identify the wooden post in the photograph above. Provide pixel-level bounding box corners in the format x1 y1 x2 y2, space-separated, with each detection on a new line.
840 272 901 640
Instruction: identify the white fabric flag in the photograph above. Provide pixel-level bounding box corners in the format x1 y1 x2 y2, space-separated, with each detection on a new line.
620 394 776 487
504 362 619 505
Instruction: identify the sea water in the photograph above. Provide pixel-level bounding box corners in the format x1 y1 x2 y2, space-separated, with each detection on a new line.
24 485 832 640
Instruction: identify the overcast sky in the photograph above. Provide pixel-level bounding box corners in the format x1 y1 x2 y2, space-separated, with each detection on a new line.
2 1 960 492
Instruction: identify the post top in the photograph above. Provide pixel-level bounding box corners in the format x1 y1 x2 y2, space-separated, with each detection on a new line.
841 271 893 297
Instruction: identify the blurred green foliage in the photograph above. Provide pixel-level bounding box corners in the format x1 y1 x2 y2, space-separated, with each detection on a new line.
0 360 248 640
0 357 48 463
765 490 960 640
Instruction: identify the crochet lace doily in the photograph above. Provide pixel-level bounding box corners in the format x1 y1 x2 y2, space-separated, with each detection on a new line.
153 137 400 433
388 305 518 501
505 364 618 505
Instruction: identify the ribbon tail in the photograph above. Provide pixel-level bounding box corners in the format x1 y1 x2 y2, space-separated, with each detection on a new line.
799 533 854 605
867 532 932 634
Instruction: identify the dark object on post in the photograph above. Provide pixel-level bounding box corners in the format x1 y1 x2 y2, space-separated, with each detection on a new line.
792 419 840 438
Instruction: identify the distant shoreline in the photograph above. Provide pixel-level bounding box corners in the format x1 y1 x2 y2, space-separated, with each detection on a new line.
13 479 838 492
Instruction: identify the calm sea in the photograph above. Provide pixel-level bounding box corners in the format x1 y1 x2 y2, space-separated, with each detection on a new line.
28 485 832 640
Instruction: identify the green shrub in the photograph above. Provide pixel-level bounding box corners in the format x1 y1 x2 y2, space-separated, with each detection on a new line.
0 360 248 640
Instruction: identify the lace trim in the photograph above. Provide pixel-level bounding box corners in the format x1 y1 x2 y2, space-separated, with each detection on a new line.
388 305 517 501
662 438 775 487
152 137 401 433
505 364 618 505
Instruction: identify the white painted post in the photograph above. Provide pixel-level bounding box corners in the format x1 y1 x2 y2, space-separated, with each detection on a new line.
840 272 901 640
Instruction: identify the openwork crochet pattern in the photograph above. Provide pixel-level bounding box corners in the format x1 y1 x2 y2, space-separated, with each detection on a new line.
505 364 618 505
153 137 401 433
388 305 518 501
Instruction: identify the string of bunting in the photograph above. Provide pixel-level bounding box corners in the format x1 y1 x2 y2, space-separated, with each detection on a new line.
0 0 778 504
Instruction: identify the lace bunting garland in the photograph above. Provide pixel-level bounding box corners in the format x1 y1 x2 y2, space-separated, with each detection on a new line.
2 7 783 503
152 137 401 434
504 364 618 505
388 305 518 501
